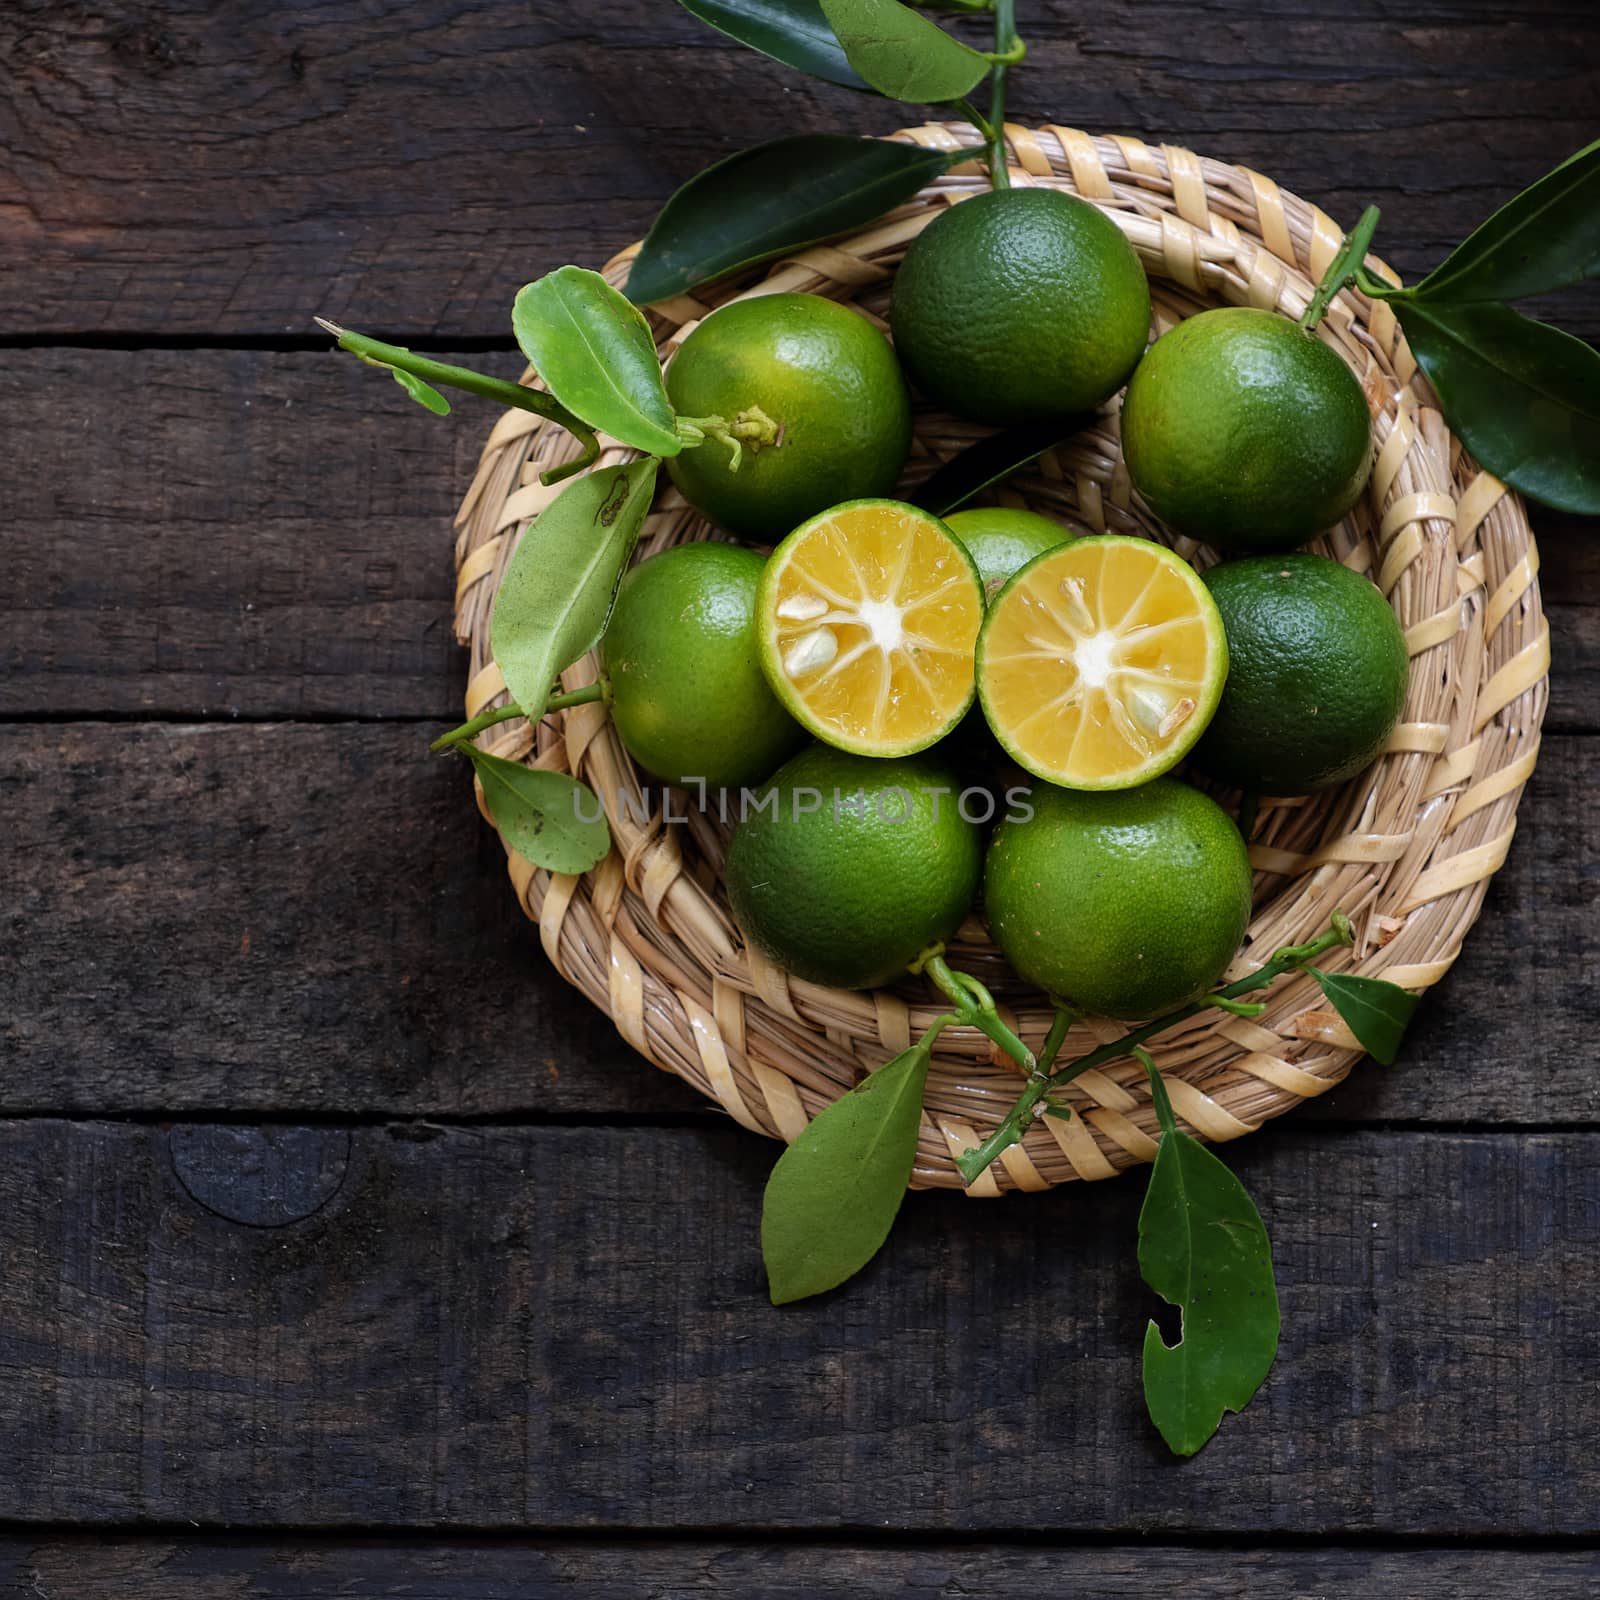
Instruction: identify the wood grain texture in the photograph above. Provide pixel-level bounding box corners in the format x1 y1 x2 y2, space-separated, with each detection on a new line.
4 722 1594 1121
6 1538 1600 1597
2 0 1596 338
2 348 1595 722
0 1117 1595 1532
1 721 686 1117
6 0 1598 1556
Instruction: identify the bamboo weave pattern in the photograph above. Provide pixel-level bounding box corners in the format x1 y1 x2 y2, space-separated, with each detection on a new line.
449 125 1548 1193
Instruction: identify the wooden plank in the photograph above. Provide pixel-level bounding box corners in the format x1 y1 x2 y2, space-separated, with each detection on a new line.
2 721 698 1117
1 349 479 720
4 349 1597 722
2 0 1596 338
5 1537 1600 1597
0 1117 1595 1531
5 722 1594 1121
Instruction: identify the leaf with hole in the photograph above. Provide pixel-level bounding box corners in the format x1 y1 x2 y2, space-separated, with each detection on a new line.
465 750 611 873
676 0 867 87
1138 1055 1280 1457
626 135 956 306
1306 969 1419 1067
1392 297 1600 514
818 0 990 103
513 267 681 456
1413 138 1600 305
761 1038 933 1303
490 458 659 726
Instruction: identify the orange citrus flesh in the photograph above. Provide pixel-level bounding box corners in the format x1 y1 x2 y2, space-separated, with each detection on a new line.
977 535 1227 789
758 499 985 757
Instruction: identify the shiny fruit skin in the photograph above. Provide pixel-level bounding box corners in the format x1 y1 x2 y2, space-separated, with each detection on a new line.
891 189 1151 426
664 293 911 542
1121 306 1373 553
984 778 1253 1019
1190 553 1409 794
724 744 983 990
600 543 807 790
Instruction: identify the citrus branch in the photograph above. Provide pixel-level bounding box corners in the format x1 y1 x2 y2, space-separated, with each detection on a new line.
956 0 1021 190
429 683 606 753
1298 206 1383 331
920 951 1036 1071
316 320 601 484
955 914 1356 1184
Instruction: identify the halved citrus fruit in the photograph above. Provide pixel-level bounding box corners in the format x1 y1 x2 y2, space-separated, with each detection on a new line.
757 499 986 757
977 535 1227 789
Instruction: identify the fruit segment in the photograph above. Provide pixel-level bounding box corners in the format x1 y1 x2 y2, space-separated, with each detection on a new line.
977 535 1227 790
758 500 985 757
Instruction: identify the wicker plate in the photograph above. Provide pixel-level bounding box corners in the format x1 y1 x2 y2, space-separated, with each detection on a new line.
448 124 1549 1194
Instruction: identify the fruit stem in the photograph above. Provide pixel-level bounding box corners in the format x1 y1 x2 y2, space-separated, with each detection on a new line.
983 0 1020 189
314 320 601 485
955 915 1357 1184
675 405 781 473
428 682 607 753
923 953 1036 1072
1298 205 1383 332
949 1002 1074 1186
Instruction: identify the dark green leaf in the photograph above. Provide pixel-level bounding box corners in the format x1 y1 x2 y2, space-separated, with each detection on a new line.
911 418 1084 516
1307 969 1419 1067
626 135 956 306
1393 297 1600 514
818 0 990 102
465 751 611 873
761 1040 932 1303
1138 1058 1280 1457
490 458 659 724
677 0 867 88
1414 139 1600 305
512 267 681 456
388 367 451 415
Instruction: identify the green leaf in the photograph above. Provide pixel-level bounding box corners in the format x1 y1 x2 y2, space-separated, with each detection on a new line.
911 417 1083 516
512 267 681 457
465 750 611 873
676 0 867 88
1138 1057 1280 1457
761 1039 932 1303
625 135 956 306
1307 969 1419 1067
1392 297 1600 514
1413 139 1600 305
388 366 451 415
490 458 659 725
818 0 990 102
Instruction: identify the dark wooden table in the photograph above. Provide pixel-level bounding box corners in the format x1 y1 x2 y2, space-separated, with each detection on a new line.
4 1 1599 1592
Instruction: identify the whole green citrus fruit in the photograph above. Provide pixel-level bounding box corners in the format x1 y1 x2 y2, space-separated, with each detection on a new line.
890 188 1151 426
985 778 1252 1019
1190 553 1409 794
1121 306 1373 552
724 744 983 990
664 293 911 542
944 505 1079 601
599 543 806 790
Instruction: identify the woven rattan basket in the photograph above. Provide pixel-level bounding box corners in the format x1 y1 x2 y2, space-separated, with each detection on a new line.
449 123 1549 1194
